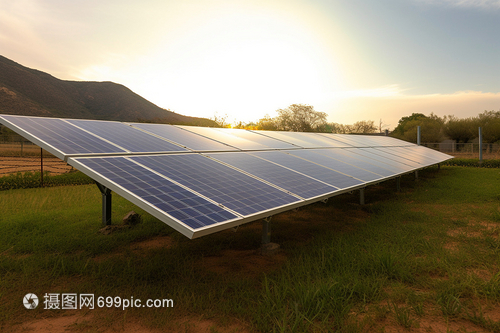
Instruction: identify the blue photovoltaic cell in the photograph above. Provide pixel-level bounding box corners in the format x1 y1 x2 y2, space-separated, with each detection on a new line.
0 115 125 155
131 154 300 216
75 157 238 229
130 123 237 151
208 152 338 199
251 151 364 189
287 149 384 182
67 119 187 153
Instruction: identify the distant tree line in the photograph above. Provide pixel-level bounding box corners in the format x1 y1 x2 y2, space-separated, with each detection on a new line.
224 104 500 145
231 104 380 134
391 110 500 144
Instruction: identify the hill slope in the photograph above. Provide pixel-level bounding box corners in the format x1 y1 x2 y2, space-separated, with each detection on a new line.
0 55 215 125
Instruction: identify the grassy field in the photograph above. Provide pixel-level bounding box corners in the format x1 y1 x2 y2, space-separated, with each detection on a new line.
0 166 499 332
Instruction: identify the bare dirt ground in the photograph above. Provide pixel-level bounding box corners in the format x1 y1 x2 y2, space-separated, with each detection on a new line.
0 156 73 176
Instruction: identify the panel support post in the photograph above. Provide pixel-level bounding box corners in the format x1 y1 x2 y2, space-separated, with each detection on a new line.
359 188 365 205
96 182 112 226
396 177 401 192
415 170 419 181
40 148 44 187
417 126 421 146
479 127 483 165
262 218 271 245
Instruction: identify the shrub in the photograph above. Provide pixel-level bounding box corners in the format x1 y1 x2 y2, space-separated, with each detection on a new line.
0 171 93 191
442 158 500 168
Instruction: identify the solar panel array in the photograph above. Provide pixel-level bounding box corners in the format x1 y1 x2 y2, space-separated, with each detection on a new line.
0 114 452 239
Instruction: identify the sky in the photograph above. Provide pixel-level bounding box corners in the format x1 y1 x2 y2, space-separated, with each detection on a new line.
1 0 499 129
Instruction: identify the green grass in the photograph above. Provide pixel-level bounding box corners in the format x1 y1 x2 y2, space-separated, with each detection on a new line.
1 166 500 332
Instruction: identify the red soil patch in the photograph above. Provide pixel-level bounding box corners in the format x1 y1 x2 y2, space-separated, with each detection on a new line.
201 248 287 277
12 313 252 333
93 235 175 263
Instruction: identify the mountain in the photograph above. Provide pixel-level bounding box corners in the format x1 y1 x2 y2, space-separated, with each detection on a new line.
0 55 216 126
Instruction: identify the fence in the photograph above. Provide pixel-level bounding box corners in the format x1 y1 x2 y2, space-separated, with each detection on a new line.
421 142 500 159
0 136 43 157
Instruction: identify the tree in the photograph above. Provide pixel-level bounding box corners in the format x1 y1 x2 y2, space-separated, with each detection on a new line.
392 113 427 137
351 120 377 134
256 114 278 130
211 112 230 128
392 113 445 143
330 123 352 134
477 110 500 143
329 121 377 134
444 116 477 143
274 104 327 132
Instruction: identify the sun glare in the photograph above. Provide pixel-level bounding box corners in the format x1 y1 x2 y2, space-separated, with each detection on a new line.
75 1 344 123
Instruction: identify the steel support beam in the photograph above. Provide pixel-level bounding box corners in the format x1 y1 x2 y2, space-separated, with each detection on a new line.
396 177 401 192
359 188 365 205
96 182 112 226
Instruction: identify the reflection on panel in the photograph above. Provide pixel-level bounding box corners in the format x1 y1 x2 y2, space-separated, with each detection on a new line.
288 149 384 182
177 126 270 150
130 123 237 151
67 119 187 153
209 152 338 199
251 151 364 189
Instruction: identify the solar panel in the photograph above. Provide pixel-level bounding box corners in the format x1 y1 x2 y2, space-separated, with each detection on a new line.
250 151 365 189
67 119 187 153
130 154 301 216
0 114 453 239
208 152 338 199
129 123 237 151
0 115 125 159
